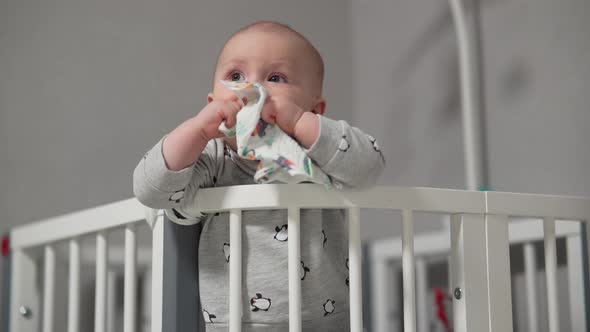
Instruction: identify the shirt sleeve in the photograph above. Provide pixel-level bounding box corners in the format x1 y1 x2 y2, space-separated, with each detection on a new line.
132 136 221 224
306 115 386 189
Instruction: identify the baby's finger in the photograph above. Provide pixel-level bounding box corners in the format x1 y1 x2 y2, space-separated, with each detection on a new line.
224 96 243 113
222 106 239 128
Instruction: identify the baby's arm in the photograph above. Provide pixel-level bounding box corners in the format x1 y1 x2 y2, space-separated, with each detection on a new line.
163 96 242 171
261 96 385 188
304 115 386 189
133 97 241 222
133 137 220 210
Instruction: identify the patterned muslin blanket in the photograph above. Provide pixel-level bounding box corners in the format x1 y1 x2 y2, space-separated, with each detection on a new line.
218 81 332 187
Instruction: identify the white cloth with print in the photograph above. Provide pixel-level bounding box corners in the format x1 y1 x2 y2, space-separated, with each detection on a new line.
218 81 332 187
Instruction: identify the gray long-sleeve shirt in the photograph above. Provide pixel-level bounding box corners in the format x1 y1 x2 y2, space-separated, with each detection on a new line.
133 115 385 331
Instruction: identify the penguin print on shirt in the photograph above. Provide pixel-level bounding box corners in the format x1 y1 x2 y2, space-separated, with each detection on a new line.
338 135 350 152
274 224 288 242
203 310 216 323
168 189 185 203
366 134 385 161
323 299 336 316
345 258 350 287
171 208 187 220
301 261 310 280
250 293 271 312
223 243 230 263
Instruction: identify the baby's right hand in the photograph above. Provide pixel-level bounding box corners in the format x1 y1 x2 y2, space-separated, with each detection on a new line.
195 95 243 141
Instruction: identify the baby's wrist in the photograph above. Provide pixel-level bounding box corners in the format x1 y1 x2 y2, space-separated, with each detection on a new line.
293 112 320 149
187 116 210 142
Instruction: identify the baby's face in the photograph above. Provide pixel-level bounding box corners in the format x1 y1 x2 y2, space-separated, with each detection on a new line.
209 29 324 113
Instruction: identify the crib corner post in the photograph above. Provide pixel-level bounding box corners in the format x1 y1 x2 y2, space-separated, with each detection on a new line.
150 214 204 332
450 213 490 332
484 214 513 332
9 247 41 332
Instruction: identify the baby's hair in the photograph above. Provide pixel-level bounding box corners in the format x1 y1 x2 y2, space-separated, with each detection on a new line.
217 21 324 91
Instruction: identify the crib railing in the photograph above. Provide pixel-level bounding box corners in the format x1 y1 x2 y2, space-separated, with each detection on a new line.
7 184 590 332
371 218 588 332
9 198 150 332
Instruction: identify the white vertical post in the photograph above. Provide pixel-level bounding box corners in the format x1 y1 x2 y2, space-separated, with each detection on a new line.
567 234 587 332
348 207 363 332
371 258 393 332
107 270 117 332
450 214 490 332
95 232 108 332
523 242 538 332
9 249 41 332
142 268 152 332
288 207 301 332
42 245 56 332
390 264 401 331
402 209 416 332
415 258 428 332
543 217 560 332
484 215 513 332
150 217 164 332
124 224 138 332
68 239 80 332
229 209 242 332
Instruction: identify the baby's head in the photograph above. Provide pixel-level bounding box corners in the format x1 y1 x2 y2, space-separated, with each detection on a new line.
208 21 326 115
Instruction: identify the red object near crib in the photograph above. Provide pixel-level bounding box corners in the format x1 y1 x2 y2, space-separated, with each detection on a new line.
1 235 9 257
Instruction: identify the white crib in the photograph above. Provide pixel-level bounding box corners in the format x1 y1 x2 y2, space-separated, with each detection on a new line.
369 217 588 332
5 184 590 332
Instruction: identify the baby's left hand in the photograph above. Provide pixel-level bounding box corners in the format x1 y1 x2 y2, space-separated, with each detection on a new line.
260 95 305 137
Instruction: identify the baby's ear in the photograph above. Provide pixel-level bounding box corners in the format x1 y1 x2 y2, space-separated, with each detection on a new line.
207 93 214 104
311 98 326 115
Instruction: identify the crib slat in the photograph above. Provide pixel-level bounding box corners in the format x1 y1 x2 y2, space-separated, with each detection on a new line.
107 270 117 332
42 245 56 332
566 233 587 332
415 258 428 332
124 225 137 332
229 209 242 332
288 207 301 332
371 259 396 332
150 217 164 332
523 242 538 332
95 232 108 332
68 239 80 332
348 207 363 332
402 209 416 332
543 217 560 332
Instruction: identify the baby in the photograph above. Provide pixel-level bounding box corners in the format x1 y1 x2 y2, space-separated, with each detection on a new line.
134 21 385 331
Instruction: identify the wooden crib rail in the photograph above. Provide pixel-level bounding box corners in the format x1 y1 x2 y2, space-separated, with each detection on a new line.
7 185 590 332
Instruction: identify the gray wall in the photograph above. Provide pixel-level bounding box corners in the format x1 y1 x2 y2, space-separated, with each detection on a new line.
351 0 590 241
0 0 353 234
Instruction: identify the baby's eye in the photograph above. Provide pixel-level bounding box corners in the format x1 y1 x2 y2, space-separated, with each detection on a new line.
268 74 287 83
229 72 245 82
